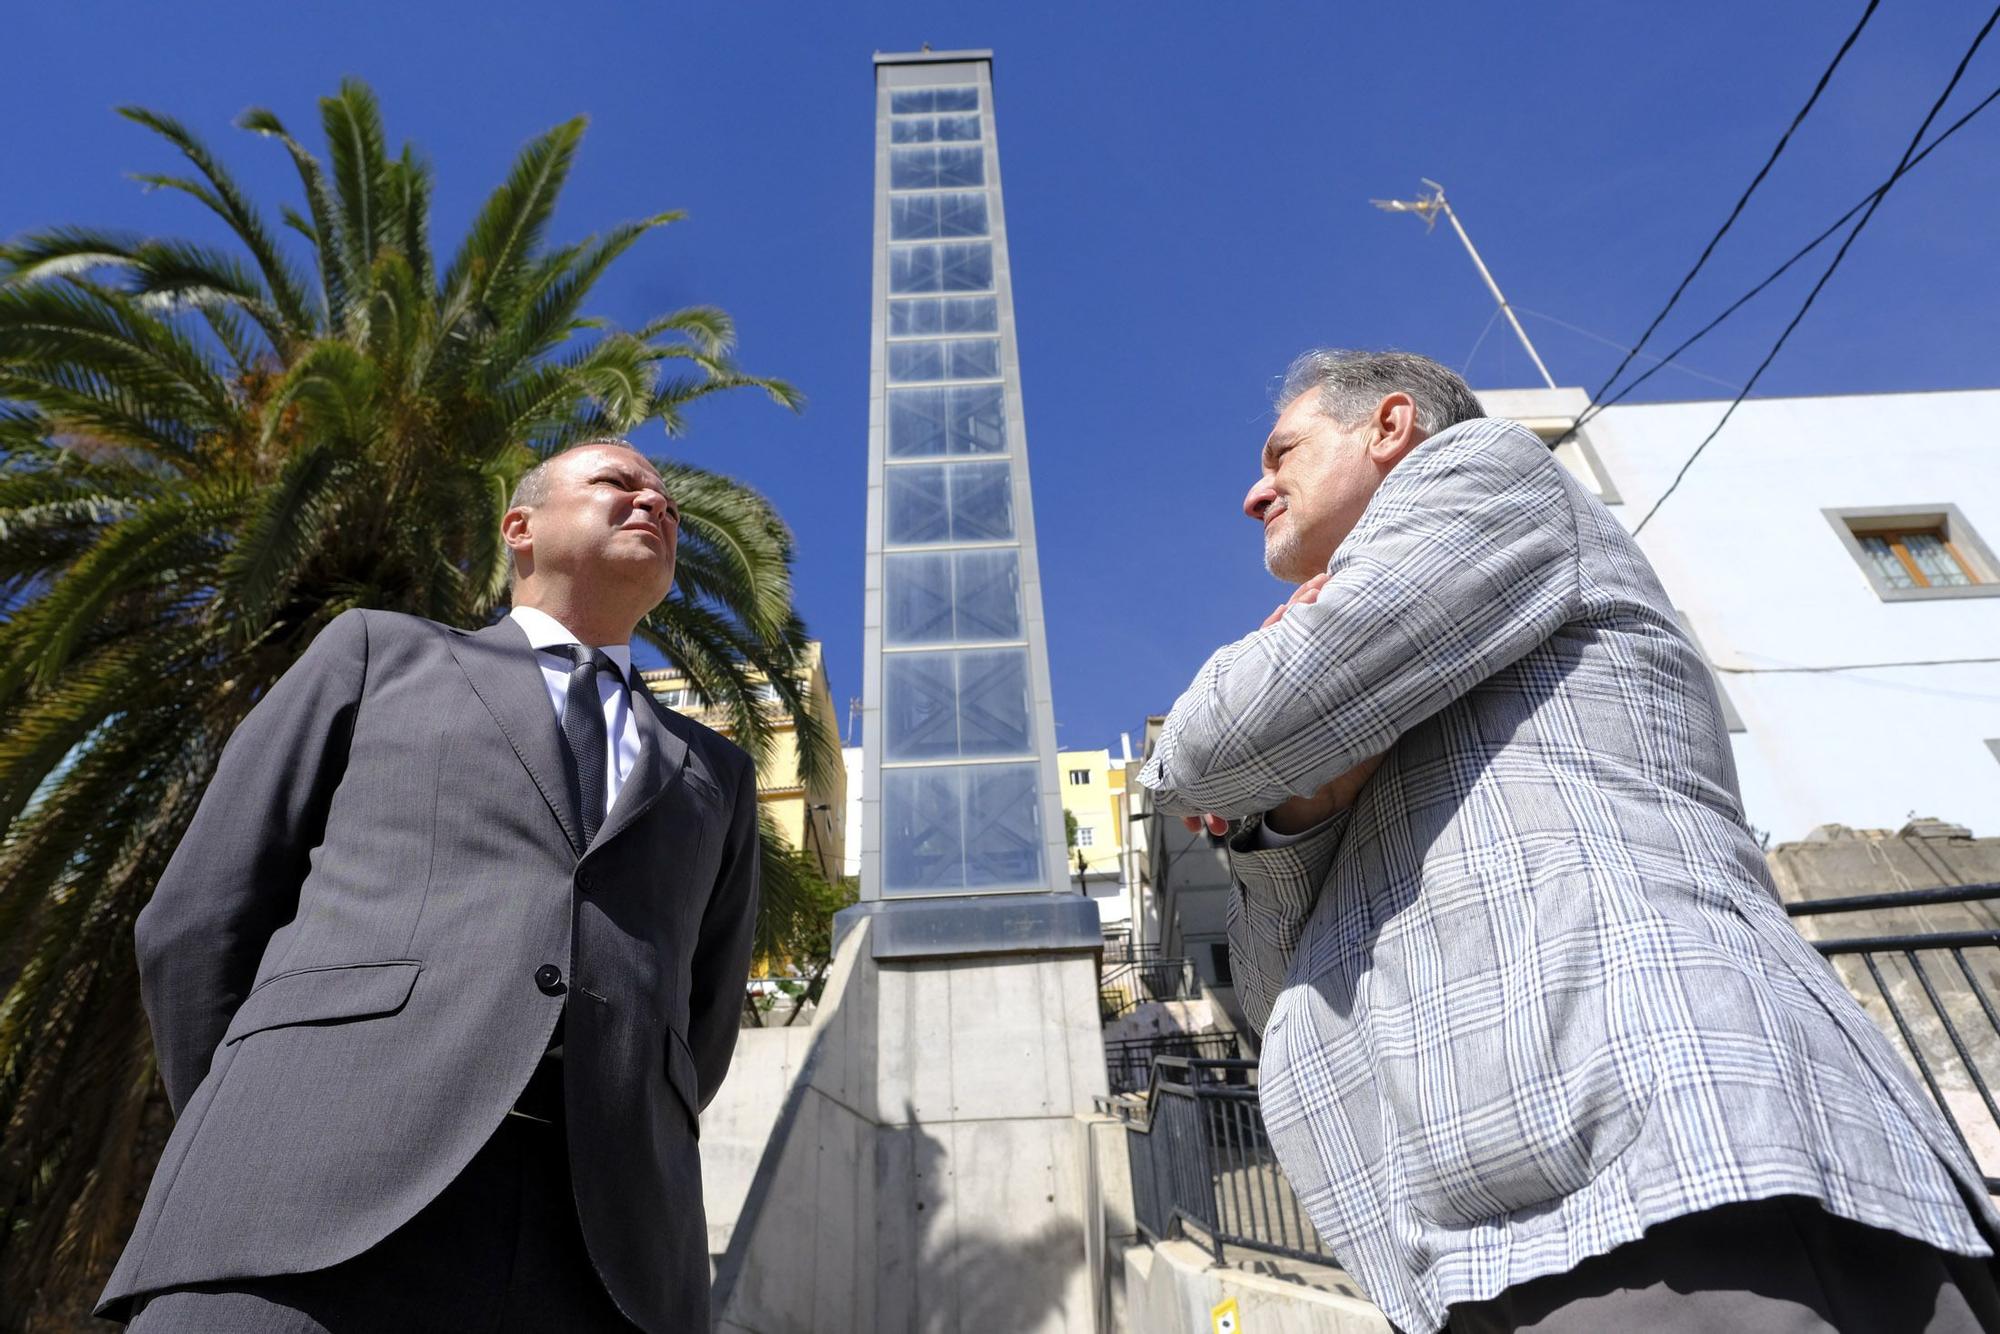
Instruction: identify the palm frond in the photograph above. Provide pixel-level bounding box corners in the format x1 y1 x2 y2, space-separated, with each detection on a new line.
217 436 366 637
0 280 238 428
116 105 316 337
438 117 586 327
320 78 391 303
0 227 147 286
487 213 684 374
235 106 351 333
632 303 734 357
647 367 804 436
657 460 796 638
0 483 245 698
0 365 203 467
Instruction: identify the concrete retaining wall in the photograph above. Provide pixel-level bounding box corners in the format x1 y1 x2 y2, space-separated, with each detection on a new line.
712 913 1111 1332
701 1024 818 1254
1124 1241 1391 1334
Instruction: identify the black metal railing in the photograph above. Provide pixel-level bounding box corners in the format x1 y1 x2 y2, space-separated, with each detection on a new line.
1112 1057 1333 1265
1104 1031 1242 1095
1786 883 2000 1191
1104 956 1192 1016
1099 954 1200 1021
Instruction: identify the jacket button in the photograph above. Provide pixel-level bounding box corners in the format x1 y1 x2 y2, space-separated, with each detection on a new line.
535 964 566 996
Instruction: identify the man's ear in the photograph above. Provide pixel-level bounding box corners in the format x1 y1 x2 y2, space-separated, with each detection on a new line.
501 505 533 560
1366 392 1425 466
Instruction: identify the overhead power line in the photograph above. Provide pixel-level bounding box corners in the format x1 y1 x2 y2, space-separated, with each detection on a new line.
1575 0 1880 421
1633 3 2000 536
1513 307 1743 392
1715 656 2000 675
1563 76 2000 439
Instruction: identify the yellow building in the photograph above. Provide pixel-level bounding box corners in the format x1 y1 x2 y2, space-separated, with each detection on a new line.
1058 747 1127 891
640 642 846 881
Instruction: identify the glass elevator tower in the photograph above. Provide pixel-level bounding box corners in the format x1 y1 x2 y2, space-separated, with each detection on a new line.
860 51 1068 902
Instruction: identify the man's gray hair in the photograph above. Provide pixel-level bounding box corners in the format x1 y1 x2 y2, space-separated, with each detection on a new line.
508 437 641 512
1278 349 1486 438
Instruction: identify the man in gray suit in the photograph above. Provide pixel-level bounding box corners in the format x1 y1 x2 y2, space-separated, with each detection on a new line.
98 440 760 1332
1143 351 2000 1333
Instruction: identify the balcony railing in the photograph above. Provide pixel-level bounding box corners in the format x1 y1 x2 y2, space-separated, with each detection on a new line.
1104 1031 1241 1095
1099 953 1199 1021
1786 882 2000 1191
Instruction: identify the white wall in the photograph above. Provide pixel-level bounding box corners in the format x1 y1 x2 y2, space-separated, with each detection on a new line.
841 745 864 878
1486 387 2000 841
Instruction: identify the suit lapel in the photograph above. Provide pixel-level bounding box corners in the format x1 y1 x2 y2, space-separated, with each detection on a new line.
593 680 690 853
448 619 585 856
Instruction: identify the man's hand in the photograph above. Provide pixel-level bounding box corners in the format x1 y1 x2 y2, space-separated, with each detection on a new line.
1261 572 1330 628
1182 571 1378 837
1180 753 1383 838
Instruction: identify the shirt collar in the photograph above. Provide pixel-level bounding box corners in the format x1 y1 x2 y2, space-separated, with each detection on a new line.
507 605 634 681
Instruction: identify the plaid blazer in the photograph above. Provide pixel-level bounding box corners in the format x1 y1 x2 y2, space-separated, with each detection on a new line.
1140 417 1996 1333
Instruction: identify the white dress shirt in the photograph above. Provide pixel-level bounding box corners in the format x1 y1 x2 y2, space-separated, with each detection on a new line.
508 606 641 822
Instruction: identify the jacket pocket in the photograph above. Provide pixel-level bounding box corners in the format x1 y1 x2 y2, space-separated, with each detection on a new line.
222 960 423 1045
665 1026 702 1136
1374 871 1658 1229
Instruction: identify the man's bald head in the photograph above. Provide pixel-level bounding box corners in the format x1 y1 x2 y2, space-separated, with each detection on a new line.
509 438 648 512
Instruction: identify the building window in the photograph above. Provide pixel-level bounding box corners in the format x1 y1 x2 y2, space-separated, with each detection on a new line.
1076 827 1095 847
1825 506 2000 602
887 337 1002 384
1858 528 1973 590
657 688 686 708
1068 768 1090 785
1207 941 1234 989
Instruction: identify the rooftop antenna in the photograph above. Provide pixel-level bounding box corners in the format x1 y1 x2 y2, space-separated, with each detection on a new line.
1371 179 1556 390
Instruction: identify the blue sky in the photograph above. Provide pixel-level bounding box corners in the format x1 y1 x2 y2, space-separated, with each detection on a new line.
5 2 1996 754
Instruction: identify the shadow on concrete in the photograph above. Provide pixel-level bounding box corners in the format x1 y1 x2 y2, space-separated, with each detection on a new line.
902 1106 1087 1334
711 913 879 1330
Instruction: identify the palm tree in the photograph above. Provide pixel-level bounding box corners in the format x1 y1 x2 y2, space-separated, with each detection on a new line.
0 78 835 1321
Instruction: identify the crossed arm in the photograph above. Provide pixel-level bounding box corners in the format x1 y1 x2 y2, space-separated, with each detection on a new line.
1139 422 1580 1030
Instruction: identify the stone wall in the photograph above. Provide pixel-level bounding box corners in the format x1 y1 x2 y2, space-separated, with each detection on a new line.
1769 818 2000 1181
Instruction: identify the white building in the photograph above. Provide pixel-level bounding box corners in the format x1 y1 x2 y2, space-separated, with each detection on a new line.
840 744 863 878
1482 386 2000 843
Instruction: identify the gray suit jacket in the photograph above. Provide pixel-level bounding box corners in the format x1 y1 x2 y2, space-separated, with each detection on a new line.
1142 418 1996 1332
98 610 760 1333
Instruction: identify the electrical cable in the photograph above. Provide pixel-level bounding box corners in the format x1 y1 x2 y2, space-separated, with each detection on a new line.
1715 656 2000 675
1461 305 1504 379
1558 77 2000 443
1574 0 1880 421
1632 4 2000 536
1513 306 1743 392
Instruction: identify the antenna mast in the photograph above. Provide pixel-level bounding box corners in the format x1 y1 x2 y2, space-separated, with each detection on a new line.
1371 179 1556 390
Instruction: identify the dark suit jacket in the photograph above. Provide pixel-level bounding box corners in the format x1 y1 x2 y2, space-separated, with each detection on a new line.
98 610 760 1332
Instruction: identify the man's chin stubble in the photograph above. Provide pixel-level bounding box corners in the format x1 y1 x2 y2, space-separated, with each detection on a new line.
1264 533 1309 583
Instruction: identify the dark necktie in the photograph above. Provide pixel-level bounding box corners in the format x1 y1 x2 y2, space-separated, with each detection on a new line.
557 643 619 847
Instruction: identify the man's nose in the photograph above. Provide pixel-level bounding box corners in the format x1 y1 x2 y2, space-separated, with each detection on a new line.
1244 477 1277 522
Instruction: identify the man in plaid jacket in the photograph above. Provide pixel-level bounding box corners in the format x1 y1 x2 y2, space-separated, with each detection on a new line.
1141 349 2000 1333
